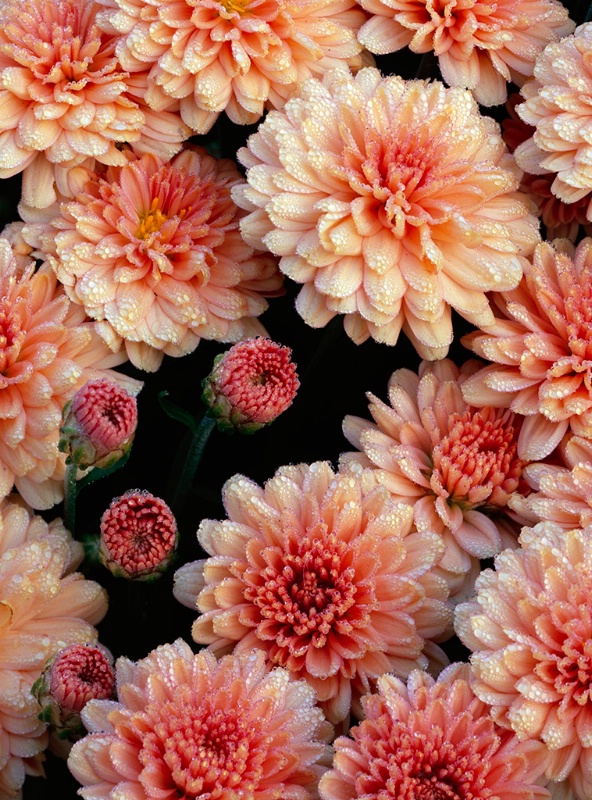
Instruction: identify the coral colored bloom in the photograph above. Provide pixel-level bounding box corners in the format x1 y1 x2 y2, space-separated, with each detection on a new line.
456 523 592 800
319 664 550 800
357 0 573 107
43 148 283 372
462 238 592 461
99 490 178 580
342 359 524 600
0 497 108 799
515 24 592 219
96 0 369 133
234 69 540 358
202 338 299 433
0 238 139 510
60 379 138 469
174 461 452 724
0 0 185 186
68 642 331 799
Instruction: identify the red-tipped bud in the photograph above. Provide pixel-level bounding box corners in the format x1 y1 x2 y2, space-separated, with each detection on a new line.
59 379 138 469
33 644 115 740
202 338 299 433
99 490 178 581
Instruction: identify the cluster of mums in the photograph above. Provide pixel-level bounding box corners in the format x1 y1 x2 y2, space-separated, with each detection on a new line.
5 0 592 798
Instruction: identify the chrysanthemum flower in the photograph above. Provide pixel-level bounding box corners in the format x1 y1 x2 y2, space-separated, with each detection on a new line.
342 359 524 600
202 337 300 432
234 69 540 359
0 0 188 192
356 0 573 107
68 641 331 799
0 238 139 510
99 490 178 580
456 522 592 800
515 23 592 219
462 238 592 461
0 496 108 799
174 461 452 724
319 663 550 800
42 147 283 371
95 0 369 133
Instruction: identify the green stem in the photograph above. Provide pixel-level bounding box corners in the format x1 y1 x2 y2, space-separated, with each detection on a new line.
64 464 79 535
170 415 217 513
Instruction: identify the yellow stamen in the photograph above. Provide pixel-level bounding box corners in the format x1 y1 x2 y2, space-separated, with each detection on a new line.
136 198 168 240
220 0 248 15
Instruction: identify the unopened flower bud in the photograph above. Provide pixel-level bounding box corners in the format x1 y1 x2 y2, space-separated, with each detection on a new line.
33 644 115 740
59 379 138 469
99 490 178 581
202 338 299 433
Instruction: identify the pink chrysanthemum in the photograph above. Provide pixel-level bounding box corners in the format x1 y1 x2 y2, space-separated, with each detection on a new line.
319 663 550 800
68 641 331 800
0 496 108 799
202 337 300 432
0 0 188 189
342 359 524 600
48 645 115 713
42 147 283 372
515 23 592 220
174 461 452 724
462 238 592 461
234 69 540 359
0 238 139 510
456 522 592 800
356 0 573 107
95 0 369 134
99 490 178 580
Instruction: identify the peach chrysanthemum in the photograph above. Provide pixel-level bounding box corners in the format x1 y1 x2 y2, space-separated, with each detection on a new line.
0 0 188 192
515 23 592 221
173 461 452 724
68 641 331 800
233 69 540 359
0 496 107 800
456 522 592 800
342 359 524 600
41 147 283 372
95 0 369 134
462 238 592 461
356 0 573 107
319 663 550 800
0 238 139 510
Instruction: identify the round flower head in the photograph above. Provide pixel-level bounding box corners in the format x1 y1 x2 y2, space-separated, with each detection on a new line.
342 359 524 600
0 238 139 510
515 23 592 220
174 461 452 724
59 378 138 470
95 0 369 134
202 338 300 433
68 641 331 800
0 496 108 799
319 664 550 800
33 644 115 740
99 490 178 580
456 522 592 800
44 148 283 372
356 0 573 107
234 69 540 359
462 238 592 461
0 0 186 186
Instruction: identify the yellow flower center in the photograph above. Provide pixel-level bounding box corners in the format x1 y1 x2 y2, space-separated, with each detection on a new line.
136 198 168 240
220 0 248 15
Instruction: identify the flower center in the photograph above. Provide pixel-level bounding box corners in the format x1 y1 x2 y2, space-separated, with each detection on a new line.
219 0 249 15
0 299 25 375
430 409 522 508
563 260 592 361
140 690 265 797
136 198 169 240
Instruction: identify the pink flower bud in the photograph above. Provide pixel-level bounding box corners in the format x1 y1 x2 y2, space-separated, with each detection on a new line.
59 379 138 469
33 644 115 740
202 338 299 433
99 490 178 581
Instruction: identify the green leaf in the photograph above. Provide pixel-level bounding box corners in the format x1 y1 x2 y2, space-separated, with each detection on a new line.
157 391 199 434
